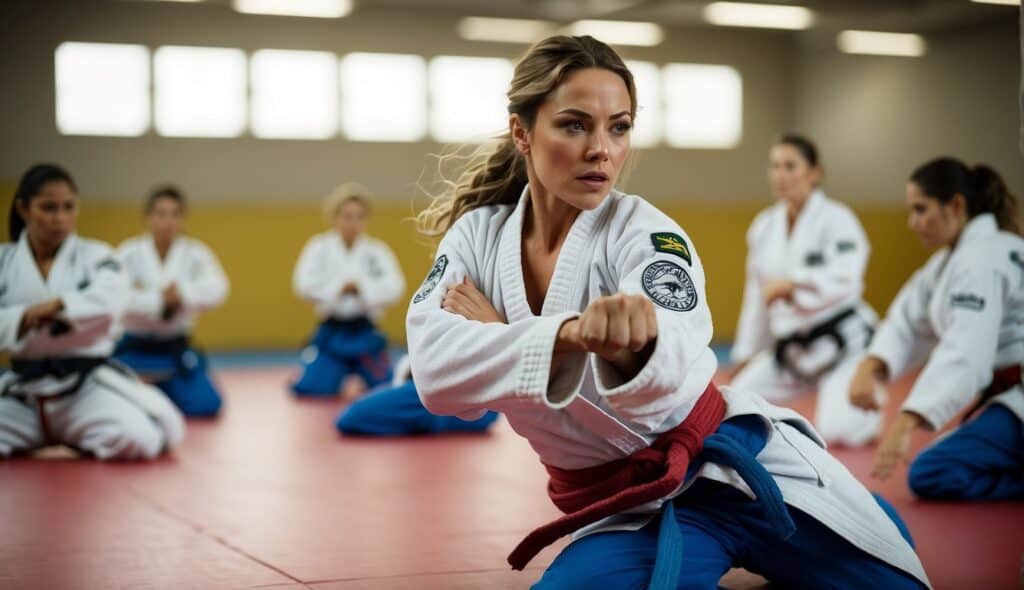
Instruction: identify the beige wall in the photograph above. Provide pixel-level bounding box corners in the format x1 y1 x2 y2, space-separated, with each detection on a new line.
792 21 1022 204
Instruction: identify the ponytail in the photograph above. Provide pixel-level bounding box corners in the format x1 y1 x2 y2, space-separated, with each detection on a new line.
9 163 77 241
416 136 526 238
971 165 1020 235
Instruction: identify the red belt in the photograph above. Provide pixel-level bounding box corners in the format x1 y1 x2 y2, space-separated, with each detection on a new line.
508 382 727 570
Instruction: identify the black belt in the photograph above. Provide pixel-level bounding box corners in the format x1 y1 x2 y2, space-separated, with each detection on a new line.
4 357 110 404
324 316 373 331
11 357 109 382
773 308 863 379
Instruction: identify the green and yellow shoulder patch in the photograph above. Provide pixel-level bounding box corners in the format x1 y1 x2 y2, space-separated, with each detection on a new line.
651 232 691 265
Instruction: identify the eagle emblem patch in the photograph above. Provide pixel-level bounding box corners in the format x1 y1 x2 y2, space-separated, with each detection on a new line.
641 260 698 312
413 255 448 304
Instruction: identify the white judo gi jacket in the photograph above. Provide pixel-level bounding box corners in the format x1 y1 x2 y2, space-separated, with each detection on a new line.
732 189 874 371
293 233 405 321
0 233 184 446
407 188 929 587
869 213 1024 430
117 234 229 338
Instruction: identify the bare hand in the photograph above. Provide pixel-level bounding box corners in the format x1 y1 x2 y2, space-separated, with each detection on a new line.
566 294 658 372
872 412 921 480
762 279 796 305
17 298 64 338
442 278 505 324
340 282 359 295
849 357 888 411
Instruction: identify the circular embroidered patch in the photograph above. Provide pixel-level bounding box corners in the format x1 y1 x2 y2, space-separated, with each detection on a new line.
413 254 449 304
641 260 698 312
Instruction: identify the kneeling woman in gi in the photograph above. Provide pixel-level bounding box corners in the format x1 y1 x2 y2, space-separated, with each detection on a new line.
0 164 185 460
850 157 1024 501
291 183 404 397
727 135 880 447
406 36 930 589
115 185 229 417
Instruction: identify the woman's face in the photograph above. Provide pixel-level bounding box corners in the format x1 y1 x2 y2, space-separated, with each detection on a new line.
147 197 184 243
768 143 820 205
18 180 78 248
515 67 633 211
906 181 965 249
334 199 368 243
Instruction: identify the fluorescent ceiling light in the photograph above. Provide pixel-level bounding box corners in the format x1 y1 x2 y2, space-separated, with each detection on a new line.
232 0 352 18
970 0 1020 5
458 17 556 43
566 20 664 47
837 30 926 57
54 42 150 137
703 2 814 30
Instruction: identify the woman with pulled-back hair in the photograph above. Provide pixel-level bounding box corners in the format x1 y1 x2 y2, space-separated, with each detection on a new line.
407 35 928 589
850 157 1024 501
0 164 184 460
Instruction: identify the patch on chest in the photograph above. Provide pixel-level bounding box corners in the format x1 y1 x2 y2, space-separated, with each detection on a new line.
950 292 985 311
366 255 384 279
96 258 121 272
836 241 857 253
641 260 697 312
413 254 448 304
650 232 692 265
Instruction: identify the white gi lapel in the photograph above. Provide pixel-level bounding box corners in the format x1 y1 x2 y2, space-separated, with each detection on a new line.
15 232 50 298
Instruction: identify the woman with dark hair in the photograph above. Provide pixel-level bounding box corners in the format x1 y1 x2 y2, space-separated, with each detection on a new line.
291 183 404 397
406 36 928 589
728 135 880 447
114 184 229 417
850 157 1024 501
0 164 184 459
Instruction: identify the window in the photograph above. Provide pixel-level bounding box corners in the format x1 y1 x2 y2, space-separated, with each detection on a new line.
429 56 513 143
251 49 338 139
340 53 427 142
54 42 149 136
625 61 662 148
154 45 247 137
663 64 742 149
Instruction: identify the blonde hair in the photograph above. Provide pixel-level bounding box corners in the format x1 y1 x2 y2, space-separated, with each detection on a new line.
323 182 372 222
416 35 636 239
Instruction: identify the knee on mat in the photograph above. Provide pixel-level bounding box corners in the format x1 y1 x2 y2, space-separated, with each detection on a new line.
169 376 223 417
84 419 165 461
908 451 968 500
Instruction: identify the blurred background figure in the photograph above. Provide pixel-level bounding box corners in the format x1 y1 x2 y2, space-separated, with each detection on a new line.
0 163 184 459
115 184 230 417
850 158 1024 501
291 183 404 397
727 135 880 446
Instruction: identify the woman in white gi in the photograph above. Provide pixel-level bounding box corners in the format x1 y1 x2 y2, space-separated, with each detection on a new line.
115 185 229 417
850 157 1024 500
728 135 880 447
407 36 929 589
0 164 185 459
291 183 405 397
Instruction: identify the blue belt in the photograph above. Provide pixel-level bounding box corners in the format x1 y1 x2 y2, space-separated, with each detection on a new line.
647 417 796 590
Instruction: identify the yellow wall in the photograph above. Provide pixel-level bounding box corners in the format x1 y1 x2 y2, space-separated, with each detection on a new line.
1 190 929 350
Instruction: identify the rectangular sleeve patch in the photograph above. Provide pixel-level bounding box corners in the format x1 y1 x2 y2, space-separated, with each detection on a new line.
950 293 985 311
650 232 691 265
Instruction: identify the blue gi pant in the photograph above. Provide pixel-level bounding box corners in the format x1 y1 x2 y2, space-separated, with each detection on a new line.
291 317 393 397
114 334 222 417
909 403 1024 500
336 380 499 435
533 417 925 590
